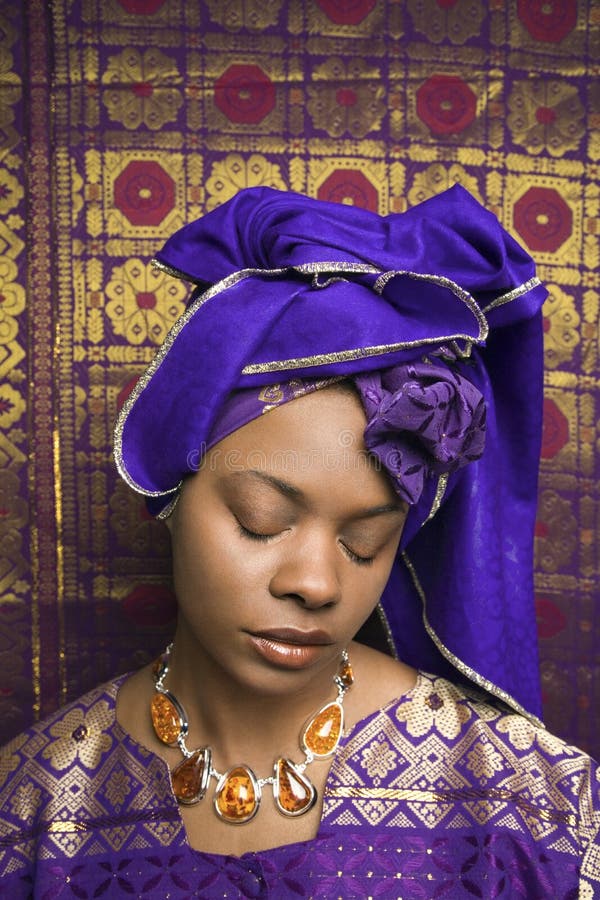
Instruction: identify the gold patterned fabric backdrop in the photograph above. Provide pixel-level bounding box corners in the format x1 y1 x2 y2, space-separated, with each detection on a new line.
1 0 598 755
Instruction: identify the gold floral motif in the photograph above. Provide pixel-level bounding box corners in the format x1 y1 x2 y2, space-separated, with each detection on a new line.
105 259 188 346
0 257 25 345
535 490 577 573
0 469 28 530
360 738 398 780
307 58 386 139
204 0 284 31
103 768 133 812
542 284 580 369
205 153 286 211
0 734 22 787
0 169 24 215
71 161 84 227
407 164 482 207
258 384 285 406
465 743 505 781
9 780 42 820
41 702 113 772
407 0 485 44
0 383 25 428
536 727 577 759
73 385 87 437
109 479 171 554
394 679 471 739
507 80 585 158
101 48 183 131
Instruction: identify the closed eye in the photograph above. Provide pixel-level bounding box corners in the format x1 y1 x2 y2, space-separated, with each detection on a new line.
236 522 278 542
339 542 374 566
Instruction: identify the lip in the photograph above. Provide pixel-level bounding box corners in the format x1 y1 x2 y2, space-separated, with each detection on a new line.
246 629 334 669
248 628 333 646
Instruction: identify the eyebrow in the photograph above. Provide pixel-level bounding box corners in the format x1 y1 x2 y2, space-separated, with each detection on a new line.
230 469 302 498
230 469 405 518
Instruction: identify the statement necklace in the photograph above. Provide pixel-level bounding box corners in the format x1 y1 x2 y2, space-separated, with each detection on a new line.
150 644 354 825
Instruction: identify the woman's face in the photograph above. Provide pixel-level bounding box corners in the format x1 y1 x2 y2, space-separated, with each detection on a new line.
168 386 408 695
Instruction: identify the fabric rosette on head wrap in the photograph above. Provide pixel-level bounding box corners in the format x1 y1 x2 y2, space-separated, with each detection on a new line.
114 185 546 723
355 360 487 506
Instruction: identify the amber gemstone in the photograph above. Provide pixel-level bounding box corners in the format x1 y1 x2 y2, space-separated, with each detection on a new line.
214 766 259 824
339 658 354 687
151 692 182 745
151 656 163 679
274 758 316 817
302 701 343 758
172 748 210 805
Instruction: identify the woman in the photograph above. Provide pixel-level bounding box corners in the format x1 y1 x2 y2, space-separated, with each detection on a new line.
1 186 598 897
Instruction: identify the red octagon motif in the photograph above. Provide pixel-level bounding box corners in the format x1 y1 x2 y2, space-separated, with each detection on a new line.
513 187 572 253
114 160 175 227
540 397 569 459
116 0 166 12
122 584 177 628
315 0 376 24
535 596 567 639
214 64 276 124
416 74 477 136
317 169 378 212
517 0 576 43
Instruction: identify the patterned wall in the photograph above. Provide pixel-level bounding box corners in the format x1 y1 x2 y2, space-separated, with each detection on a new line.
1 0 598 756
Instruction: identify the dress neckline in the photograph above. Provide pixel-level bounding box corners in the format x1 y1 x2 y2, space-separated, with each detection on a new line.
111 668 428 860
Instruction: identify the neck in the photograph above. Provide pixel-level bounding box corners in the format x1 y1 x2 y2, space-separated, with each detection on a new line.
160 625 342 770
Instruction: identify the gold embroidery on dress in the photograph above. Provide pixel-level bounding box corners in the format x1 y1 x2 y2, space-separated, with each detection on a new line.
321 675 588 843
325 787 576 826
47 820 87 833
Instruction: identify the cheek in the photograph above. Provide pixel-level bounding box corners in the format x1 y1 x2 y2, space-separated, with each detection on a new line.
353 549 398 608
172 515 269 600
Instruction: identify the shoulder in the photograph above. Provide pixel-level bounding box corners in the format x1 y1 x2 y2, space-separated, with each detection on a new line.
392 672 598 781
0 679 123 835
1 678 122 773
332 672 600 846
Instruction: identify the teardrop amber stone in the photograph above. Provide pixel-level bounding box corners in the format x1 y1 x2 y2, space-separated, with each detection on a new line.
172 748 210 805
151 693 182 745
214 766 259 824
302 701 343 758
339 658 354 687
274 758 316 816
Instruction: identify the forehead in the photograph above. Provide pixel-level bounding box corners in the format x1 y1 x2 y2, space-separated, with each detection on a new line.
211 385 367 456
201 386 399 507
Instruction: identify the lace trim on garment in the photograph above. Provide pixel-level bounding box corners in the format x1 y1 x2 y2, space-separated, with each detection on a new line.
115 263 537 498
401 551 545 728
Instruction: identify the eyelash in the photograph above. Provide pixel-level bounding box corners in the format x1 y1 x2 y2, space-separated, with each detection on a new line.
237 521 374 566
341 545 374 567
236 523 277 543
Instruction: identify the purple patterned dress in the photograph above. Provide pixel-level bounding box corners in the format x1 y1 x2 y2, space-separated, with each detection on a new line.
1 672 599 898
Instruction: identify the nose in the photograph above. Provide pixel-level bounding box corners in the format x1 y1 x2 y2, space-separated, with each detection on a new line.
268 529 341 610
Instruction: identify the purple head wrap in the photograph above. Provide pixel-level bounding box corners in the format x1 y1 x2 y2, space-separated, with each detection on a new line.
356 361 486 505
205 360 486 509
114 185 546 722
